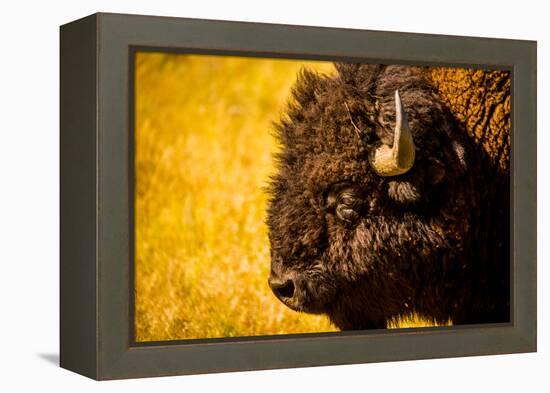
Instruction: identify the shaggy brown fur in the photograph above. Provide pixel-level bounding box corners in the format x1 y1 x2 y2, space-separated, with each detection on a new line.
431 67 511 172
266 64 510 330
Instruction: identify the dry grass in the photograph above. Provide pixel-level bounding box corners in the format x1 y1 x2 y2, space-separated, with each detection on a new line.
134 53 441 342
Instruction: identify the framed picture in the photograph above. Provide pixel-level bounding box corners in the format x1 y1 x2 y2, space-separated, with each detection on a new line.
60 12 537 380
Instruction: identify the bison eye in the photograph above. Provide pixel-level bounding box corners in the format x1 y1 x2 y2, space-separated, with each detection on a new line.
336 205 358 223
327 187 361 224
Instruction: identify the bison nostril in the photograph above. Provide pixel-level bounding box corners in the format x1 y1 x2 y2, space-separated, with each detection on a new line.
271 279 295 299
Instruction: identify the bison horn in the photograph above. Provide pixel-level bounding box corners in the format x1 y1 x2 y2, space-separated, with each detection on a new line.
369 90 416 177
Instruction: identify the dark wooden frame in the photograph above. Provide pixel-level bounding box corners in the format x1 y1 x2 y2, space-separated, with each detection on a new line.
60 12 537 380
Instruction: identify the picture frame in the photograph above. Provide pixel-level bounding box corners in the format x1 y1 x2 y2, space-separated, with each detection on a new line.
60 12 537 380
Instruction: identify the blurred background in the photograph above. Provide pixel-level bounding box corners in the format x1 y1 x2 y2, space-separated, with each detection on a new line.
134 52 338 341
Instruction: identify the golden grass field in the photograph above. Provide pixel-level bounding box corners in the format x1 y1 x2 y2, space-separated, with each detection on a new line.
134 53 439 342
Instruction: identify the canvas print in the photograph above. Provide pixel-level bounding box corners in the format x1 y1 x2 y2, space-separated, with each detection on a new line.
133 52 510 342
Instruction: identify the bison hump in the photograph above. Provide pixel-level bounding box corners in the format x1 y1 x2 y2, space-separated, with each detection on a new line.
430 68 511 173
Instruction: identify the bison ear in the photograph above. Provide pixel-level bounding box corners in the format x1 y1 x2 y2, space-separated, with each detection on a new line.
387 180 421 204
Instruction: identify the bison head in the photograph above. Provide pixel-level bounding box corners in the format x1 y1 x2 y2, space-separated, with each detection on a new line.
266 64 475 329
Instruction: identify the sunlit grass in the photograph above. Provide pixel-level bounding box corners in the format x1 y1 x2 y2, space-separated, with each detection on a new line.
134 53 440 342
388 315 451 329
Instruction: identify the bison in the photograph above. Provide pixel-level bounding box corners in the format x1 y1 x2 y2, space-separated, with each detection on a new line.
266 64 510 330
